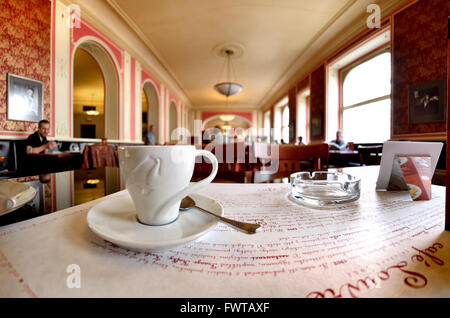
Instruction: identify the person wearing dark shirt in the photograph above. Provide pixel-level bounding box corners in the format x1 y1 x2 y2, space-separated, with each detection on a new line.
296 136 305 145
25 120 57 154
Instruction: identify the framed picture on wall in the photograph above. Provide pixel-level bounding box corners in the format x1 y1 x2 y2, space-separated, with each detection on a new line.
310 113 323 138
7 73 43 122
409 78 446 124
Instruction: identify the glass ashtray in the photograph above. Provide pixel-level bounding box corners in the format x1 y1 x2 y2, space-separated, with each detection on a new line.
290 171 361 207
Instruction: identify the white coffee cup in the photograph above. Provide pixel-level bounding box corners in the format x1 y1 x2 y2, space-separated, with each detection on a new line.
118 145 218 226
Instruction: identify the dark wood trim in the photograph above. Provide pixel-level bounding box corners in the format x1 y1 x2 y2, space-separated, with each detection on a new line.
445 17 449 230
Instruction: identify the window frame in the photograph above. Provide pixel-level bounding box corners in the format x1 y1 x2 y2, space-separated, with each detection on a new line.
281 104 289 142
296 90 309 144
263 110 271 140
338 46 392 141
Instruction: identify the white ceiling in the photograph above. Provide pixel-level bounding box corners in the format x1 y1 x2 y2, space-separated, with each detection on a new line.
108 0 358 108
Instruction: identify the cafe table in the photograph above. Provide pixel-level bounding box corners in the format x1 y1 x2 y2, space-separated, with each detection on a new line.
22 151 83 174
0 166 449 298
27 151 82 159
328 149 360 167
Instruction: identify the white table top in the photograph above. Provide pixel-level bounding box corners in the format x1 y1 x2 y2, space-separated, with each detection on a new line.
0 166 449 297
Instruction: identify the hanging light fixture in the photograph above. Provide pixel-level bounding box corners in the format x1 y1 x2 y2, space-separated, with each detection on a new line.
83 93 99 116
214 49 242 97
83 106 99 116
219 115 235 122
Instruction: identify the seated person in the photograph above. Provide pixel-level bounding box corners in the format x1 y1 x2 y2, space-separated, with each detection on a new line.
296 136 305 145
329 130 348 151
210 126 224 144
25 120 57 154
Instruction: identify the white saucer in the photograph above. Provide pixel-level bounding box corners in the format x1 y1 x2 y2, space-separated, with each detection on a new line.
87 191 224 251
0 181 37 216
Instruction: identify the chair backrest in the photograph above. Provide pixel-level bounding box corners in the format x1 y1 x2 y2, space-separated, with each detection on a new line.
253 143 329 172
199 142 251 172
347 142 355 151
358 145 383 166
0 140 16 172
12 140 27 171
82 144 119 169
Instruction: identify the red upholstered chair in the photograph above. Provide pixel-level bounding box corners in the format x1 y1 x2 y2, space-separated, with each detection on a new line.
192 143 254 183
82 144 119 169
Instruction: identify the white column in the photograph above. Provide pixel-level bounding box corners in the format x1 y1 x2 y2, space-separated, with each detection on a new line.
54 1 71 139
55 172 72 211
252 110 258 135
258 111 263 130
123 52 131 141
158 83 166 145
134 61 142 142
165 87 170 143
188 108 194 132
178 102 183 129
184 105 189 131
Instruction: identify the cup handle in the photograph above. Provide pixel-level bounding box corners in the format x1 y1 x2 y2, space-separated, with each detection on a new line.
188 149 219 192
155 149 218 219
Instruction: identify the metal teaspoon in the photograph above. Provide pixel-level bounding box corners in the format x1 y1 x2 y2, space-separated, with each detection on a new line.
180 196 261 234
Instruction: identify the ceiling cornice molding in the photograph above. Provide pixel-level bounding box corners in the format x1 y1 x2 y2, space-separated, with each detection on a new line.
257 0 357 109
105 0 193 107
61 0 192 108
258 0 412 111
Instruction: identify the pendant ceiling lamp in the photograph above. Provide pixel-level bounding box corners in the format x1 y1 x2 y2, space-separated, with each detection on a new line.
214 49 242 97
219 115 235 122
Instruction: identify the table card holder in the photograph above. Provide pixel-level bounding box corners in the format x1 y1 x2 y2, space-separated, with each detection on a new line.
396 156 432 201
387 155 432 201
376 141 443 202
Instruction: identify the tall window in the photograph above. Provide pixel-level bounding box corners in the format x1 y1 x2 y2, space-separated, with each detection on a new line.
263 111 271 140
297 91 309 143
273 97 288 143
341 51 391 143
281 106 289 143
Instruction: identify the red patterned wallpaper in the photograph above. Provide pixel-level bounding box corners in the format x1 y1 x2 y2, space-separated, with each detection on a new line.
309 65 325 141
446 19 449 230
0 0 51 134
392 0 449 136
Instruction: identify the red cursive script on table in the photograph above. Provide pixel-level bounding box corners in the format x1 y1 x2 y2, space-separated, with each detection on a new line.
306 242 445 298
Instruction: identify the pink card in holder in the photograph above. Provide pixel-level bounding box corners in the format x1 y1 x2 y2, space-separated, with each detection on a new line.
397 156 432 201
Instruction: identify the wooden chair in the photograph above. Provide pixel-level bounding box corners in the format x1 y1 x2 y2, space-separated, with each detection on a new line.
82 144 119 169
0 140 17 177
192 143 254 183
252 143 329 183
347 142 355 151
358 145 383 166
208 142 252 173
